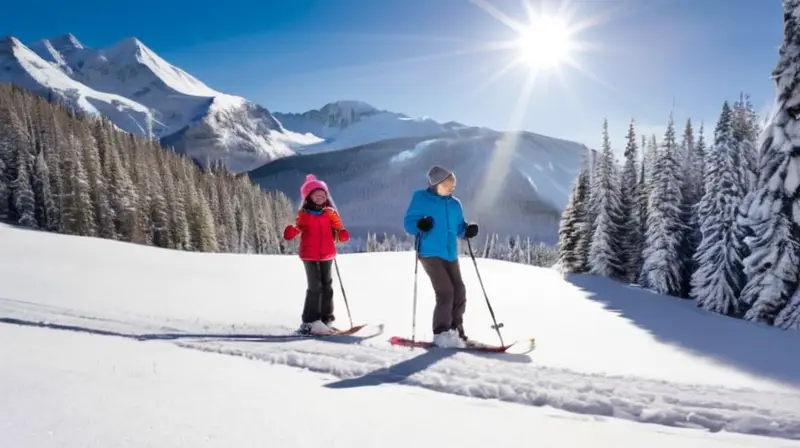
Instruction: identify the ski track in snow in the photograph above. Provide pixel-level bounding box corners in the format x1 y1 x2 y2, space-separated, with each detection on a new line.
2 299 799 441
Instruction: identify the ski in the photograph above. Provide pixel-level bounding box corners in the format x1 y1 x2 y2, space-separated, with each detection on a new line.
388 335 535 354
306 323 383 338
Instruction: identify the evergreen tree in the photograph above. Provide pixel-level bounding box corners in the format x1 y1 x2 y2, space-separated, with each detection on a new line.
732 92 760 193
740 0 800 328
619 119 642 281
557 151 591 273
588 119 625 280
678 119 701 297
640 113 685 296
32 149 55 230
12 144 36 228
690 102 747 316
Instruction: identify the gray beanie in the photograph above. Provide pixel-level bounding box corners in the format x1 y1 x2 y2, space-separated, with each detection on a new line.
427 165 454 186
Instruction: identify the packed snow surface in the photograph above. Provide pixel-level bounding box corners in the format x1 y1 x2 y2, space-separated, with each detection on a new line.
2 223 800 447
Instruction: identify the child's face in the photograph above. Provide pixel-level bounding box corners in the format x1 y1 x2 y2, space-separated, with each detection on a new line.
309 189 327 205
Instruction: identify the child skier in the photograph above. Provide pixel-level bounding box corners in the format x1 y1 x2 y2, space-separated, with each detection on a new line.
403 165 479 348
283 174 350 335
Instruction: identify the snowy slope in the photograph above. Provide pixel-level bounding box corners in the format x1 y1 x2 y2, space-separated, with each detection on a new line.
1 223 800 445
2 33 320 172
274 100 467 153
249 129 588 244
5 326 796 448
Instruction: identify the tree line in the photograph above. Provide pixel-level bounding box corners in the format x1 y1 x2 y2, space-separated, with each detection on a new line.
360 231 558 268
0 83 297 254
557 91 800 330
0 82 560 268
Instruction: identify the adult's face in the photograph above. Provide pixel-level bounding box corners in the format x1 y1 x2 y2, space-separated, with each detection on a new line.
436 175 456 196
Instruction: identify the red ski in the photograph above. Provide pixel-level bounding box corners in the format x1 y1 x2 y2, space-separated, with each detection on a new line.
388 335 535 354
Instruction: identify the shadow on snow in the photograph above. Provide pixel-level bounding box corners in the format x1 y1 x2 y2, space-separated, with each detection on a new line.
564 273 800 388
0 317 372 345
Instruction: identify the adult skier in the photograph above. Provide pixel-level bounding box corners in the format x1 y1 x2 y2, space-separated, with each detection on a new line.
403 165 479 347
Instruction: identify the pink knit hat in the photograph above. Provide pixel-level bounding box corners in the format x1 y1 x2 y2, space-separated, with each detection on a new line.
300 174 337 210
300 174 329 200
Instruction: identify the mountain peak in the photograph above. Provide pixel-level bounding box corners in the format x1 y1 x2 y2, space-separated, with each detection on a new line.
1 36 23 49
105 36 149 59
49 33 84 52
321 100 379 115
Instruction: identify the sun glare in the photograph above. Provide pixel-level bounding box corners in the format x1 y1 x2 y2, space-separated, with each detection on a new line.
515 15 573 70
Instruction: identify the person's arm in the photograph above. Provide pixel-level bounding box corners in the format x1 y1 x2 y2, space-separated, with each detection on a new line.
283 211 303 240
403 191 426 235
324 208 350 242
455 199 478 239
455 199 467 238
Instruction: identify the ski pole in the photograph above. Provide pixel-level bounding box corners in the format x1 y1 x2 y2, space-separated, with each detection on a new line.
466 238 505 346
333 257 354 329
411 233 421 344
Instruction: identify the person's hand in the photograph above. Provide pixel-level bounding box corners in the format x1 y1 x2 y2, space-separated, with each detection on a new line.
284 225 299 240
417 216 433 232
337 228 350 243
464 223 479 239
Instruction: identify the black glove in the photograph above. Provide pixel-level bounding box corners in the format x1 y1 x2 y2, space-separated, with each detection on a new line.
417 216 434 232
464 223 479 239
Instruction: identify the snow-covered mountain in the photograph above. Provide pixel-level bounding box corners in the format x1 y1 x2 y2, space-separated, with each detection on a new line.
0 36 154 135
273 100 471 154
0 34 320 172
2 223 800 446
249 128 588 245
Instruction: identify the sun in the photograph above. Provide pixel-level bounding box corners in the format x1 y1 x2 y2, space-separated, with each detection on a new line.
514 15 573 70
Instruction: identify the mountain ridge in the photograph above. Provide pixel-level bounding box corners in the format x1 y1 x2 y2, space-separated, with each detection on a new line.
0 33 320 172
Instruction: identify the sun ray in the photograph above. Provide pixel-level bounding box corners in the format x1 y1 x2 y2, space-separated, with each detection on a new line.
474 67 541 215
461 56 528 104
469 0 528 34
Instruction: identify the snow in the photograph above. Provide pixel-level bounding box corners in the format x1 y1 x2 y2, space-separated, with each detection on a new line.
2 33 314 172
2 223 800 446
0 36 154 136
274 101 454 154
3 325 791 448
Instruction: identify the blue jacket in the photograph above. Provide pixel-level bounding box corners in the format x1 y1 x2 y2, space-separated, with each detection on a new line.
403 188 466 262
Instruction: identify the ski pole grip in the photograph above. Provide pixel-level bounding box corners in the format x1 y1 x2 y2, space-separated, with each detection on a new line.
491 323 504 330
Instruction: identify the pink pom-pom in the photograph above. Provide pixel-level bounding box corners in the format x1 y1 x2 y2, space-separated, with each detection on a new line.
305 174 317 182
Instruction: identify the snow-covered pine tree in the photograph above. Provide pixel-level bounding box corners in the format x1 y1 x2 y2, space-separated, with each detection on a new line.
633 142 649 284
678 119 701 297
0 143 9 222
32 149 55 229
60 132 95 236
640 113 685 296
690 102 747 315
619 119 642 281
12 144 36 228
732 92 761 193
588 119 626 280
739 0 800 328
557 150 591 273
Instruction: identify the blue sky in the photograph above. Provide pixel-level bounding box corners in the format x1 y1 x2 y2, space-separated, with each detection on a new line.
2 0 784 151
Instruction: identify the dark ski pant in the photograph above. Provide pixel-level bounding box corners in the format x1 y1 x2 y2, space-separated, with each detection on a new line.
419 256 466 337
302 260 335 325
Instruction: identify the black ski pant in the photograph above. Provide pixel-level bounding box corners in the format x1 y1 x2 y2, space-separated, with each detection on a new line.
419 256 467 338
302 260 335 325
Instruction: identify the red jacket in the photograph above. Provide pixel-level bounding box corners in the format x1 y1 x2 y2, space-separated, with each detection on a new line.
283 207 350 261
